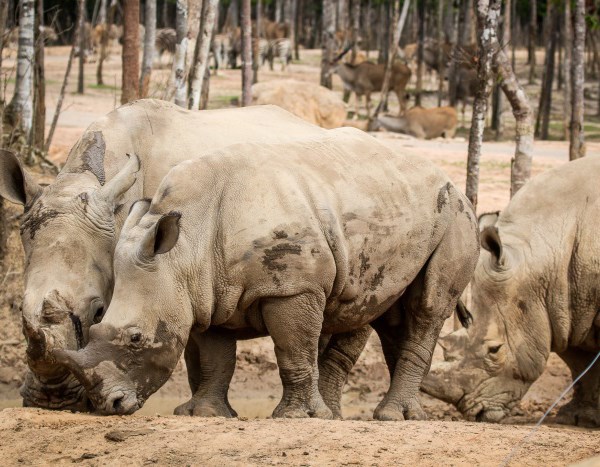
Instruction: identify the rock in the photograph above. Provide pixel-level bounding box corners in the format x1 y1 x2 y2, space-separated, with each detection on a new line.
251 79 346 129
104 429 154 442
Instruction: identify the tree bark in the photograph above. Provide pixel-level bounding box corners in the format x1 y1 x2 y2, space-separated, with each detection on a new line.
165 0 189 106
373 0 408 118
77 0 86 94
32 0 45 150
528 0 536 83
241 0 252 106
9 0 35 137
535 5 558 141
189 0 218 110
569 0 586 159
140 0 157 97
466 0 499 212
437 0 445 106
121 0 140 104
98 0 108 24
415 0 425 106
0 0 9 79
492 0 509 139
563 0 572 137
448 0 460 107
0 0 8 262
350 0 360 63
320 0 335 89
96 0 116 85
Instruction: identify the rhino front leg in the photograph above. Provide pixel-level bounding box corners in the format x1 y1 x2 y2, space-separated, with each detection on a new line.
263 292 332 419
173 328 237 417
318 325 372 419
556 348 600 428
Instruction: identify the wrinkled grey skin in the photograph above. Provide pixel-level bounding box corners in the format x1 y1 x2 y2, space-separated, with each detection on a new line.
0 99 369 416
422 156 600 427
56 128 479 420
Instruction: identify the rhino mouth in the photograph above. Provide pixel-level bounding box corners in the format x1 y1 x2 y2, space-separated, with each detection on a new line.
90 387 142 415
20 370 91 411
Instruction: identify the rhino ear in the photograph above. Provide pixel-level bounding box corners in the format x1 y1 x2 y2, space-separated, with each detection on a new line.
481 226 504 264
122 199 151 234
140 212 181 257
98 153 140 206
478 211 500 231
0 149 42 205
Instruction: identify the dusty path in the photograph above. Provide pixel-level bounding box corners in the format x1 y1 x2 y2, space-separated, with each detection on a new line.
1 408 598 466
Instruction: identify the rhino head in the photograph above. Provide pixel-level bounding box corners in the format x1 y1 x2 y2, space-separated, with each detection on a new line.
421 212 552 422
0 149 140 410
54 200 194 414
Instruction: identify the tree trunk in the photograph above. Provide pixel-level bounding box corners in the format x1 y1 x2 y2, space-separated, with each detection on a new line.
373 0 408 119
492 0 510 139
121 0 140 104
9 0 35 137
241 0 252 106
320 0 335 89
189 0 218 110
294 0 302 59
98 0 107 24
275 0 282 23
140 0 157 97
96 0 115 86
77 0 86 94
0 0 8 262
569 0 586 160
32 0 45 150
528 0 536 83
466 0 500 212
535 5 558 141
0 0 9 76
448 0 460 107
563 0 572 138
165 0 189 106
252 0 260 84
436 0 444 106
350 0 360 63
415 0 425 106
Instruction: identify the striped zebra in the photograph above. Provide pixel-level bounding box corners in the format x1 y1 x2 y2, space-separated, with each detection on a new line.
212 33 232 73
253 37 270 67
267 38 292 72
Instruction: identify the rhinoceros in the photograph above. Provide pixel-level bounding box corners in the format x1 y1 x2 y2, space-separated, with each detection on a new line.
421 156 600 427
0 99 368 416
55 128 479 419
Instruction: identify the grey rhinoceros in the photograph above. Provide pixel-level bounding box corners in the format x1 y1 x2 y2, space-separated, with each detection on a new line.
55 128 479 420
0 99 368 416
422 155 600 427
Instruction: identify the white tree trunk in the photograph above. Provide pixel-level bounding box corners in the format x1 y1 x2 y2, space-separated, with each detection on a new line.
98 0 107 25
140 0 157 97
11 0 35 136
563 0 572 140
189 0 218 110
569 0 586 160
166 0 189 106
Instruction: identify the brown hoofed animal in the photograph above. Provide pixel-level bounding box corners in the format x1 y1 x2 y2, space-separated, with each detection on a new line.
422 156 600 427
0 100 369 417
56 128 479 420
374 106 458 139
331 60 412 119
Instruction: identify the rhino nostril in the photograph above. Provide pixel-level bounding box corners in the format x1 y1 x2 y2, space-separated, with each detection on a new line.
112 396 124 412
475 409 485 422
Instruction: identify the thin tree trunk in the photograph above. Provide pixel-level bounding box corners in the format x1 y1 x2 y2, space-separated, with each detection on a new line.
563 0 572 138
437 0 444 106
510 0 516 68
0 0 9 262
493 0 510 139
569 0 585 159
0 0 9 78
46 41 76 152
9 0 35 137
121 0 140 104
320 0 335 89
189 0 218 110
448 0 460 107
140 0 157 97
528 0 536 83
32 0 45 150
466 0 500 212
96 0 115 86
415 0 425 106
77 0 86 94
241 0 252 106
535 5 558 141
164 0 188 106
294 0 301 59
98 0 107 24
350 0 360 62
373 0 408 118
252 0 260 84
200 65 210 109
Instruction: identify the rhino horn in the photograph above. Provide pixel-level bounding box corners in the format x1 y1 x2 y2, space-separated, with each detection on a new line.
23 318 47 362
98 153 140 206
52 348 93 387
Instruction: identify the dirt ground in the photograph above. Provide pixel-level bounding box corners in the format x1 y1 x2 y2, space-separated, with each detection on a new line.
0 45 599 465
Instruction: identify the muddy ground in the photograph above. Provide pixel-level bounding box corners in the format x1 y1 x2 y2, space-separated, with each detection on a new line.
0 46 599 465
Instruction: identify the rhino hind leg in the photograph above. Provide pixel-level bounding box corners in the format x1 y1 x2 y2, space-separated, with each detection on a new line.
263 292 333 419
173 328 238 418
555 348 600 428
372 200 479 422
318 325 372 419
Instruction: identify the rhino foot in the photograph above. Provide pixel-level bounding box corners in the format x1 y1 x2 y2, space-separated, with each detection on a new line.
373 396 427 421
173 397 237 418
556 401 600 428
272 394 333 419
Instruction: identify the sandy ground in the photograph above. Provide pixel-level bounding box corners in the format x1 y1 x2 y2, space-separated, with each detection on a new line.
0 45 599 465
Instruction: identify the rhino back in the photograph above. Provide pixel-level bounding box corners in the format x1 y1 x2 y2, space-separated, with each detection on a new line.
154 128 458 333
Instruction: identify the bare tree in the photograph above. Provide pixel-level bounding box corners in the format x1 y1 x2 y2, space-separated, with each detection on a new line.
189 0 218 109
32 0 45 150
96 0 116 85
465 0 499 212
140 0 157 97
77 0 86 94
569 0 586 160
241 0 252 106
535 5 558 141
492 0 510 139
0 0 9 148
320 0 335 89
98 0 108 24
350 0 360 63
372 0 409 118
563 0 572 139
121 0 140 104
415 0 425 106
9 0 35 137
436 0 445 106
528 0 536 83
165 0 189 106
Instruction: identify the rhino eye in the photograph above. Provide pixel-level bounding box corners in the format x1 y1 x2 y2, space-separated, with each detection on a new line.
488 344 503 355
130 332 142 343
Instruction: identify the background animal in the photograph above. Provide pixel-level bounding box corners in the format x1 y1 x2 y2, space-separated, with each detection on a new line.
375 106 457 139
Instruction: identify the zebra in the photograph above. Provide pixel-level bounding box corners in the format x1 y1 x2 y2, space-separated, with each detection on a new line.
254 37 270 67
267 38 292 72
212 33 232 73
